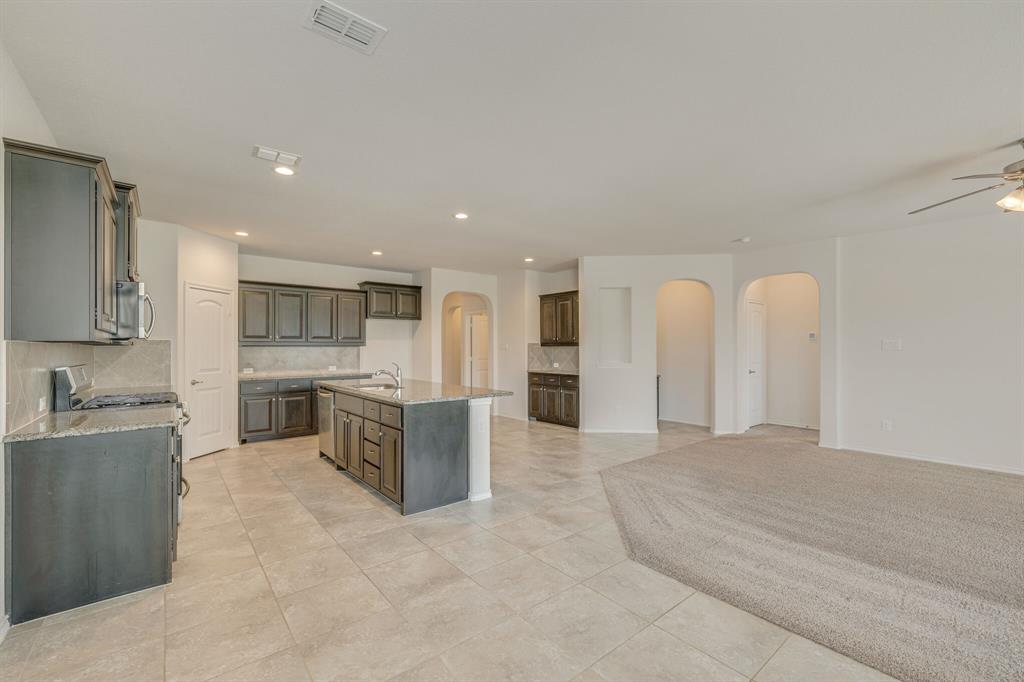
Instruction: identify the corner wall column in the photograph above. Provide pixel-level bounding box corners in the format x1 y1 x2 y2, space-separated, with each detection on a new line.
468 397 493 501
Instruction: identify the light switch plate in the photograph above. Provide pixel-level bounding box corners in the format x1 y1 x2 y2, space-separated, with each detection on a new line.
329 365 337 371
881 338 903 352
38 397 46 411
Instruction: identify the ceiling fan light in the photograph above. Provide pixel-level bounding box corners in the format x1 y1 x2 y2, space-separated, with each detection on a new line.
996 186 1024 211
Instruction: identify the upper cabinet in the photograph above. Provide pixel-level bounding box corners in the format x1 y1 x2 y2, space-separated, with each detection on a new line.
239 281 366 346
359 282 421 320
4 139 120 343
113 181 141 282
539 290 579 346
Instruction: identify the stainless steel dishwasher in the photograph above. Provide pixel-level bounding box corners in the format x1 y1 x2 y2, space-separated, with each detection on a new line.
317 388 335 460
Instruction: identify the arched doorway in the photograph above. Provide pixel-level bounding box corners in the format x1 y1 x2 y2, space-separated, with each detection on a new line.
655 280 714 432
740 272 821 434
442 292 491 388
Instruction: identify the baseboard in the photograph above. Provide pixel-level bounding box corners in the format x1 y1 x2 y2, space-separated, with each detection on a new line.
657 417 711 428
839 441 1024 476
765 418 820 430
0 615 9 646
580 428 660 434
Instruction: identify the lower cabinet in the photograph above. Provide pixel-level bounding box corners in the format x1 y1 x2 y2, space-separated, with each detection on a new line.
240 395 276 438
331 398 403 504
239 379 322 442
278 392 313 436
528 373 580 428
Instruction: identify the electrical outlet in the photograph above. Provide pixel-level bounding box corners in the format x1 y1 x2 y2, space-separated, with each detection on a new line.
881 338 903 352
553 362 560 368
242 367 254 375
38 397 47 412
329 365 337 371
881 419 894 432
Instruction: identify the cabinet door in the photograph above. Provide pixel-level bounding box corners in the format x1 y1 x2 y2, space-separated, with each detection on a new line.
306 292 337 344
367 287 396 317
395 290 420 319
274 290 306 342
541 387 561 422
539 296 557 345
338 292 366 345
380 425 402 503
239 287 274 342
347 415 364 477
555 294 575 345
95 185 118 335
559 387 579 427
278 392 312 435
528 384 544 418
334 410 348 468
570 292 579 344
240 395 276 438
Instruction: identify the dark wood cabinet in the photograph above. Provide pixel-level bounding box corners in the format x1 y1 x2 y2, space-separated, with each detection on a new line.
307 292 336 343
539 290 578 346
4 140 121 342
240 286 274 342
240 395 276 438
338 292 366 344
346 415 365 477
278 392 313 435
359 281 422 320
113 181 140 282
274 289 306 342
529 372 579 428
379 425 402 503
240 281 366 346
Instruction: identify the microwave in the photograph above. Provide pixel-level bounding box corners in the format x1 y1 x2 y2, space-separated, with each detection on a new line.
115 281 155 340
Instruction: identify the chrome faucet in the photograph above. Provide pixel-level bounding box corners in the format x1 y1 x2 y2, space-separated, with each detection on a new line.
374 362 402 387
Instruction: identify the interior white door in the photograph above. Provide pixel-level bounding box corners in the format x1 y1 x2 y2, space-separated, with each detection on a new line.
184 284 235 459
466 312 490 389
746 300 766 426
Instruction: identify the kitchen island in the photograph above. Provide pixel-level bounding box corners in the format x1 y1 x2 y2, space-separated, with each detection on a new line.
318 379 511 514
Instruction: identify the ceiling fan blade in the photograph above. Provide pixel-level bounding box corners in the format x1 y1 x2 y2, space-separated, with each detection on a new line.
952 173 1013 180
908 183 1006 215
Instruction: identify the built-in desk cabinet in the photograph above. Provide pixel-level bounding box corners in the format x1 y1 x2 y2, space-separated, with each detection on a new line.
539 290 578 346
239 281 366 346
529 372 579 427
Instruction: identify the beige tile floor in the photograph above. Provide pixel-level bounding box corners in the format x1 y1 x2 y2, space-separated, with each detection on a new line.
0 418 895 682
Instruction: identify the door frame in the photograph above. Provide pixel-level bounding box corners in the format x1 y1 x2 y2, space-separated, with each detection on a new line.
745 299 767 428
463 311 490 389
181 281 237 460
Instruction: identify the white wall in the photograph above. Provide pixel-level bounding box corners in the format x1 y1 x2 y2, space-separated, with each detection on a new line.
238 254 416 375
656 280 713 427
838 214 1023 473
578 255 735 434
0 36 57 633
496 270 529 419
441 292 488 386
745 273 820 429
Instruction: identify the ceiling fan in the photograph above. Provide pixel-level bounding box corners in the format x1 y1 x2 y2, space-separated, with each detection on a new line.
908 138 1024 214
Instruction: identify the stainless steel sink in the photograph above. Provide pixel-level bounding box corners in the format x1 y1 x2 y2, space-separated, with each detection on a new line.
358 383 400 390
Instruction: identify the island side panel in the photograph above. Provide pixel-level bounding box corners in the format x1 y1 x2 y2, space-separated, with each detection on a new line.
402 400 469 515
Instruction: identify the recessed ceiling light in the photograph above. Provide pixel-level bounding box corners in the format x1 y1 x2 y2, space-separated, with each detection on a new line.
453 212 469 220
274 166 295 176
371 250 383 256
523 257 534 262
732 236 752 244
235 231 249 237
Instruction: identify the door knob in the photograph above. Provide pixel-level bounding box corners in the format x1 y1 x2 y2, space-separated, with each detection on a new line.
191 379 204 385
748 370 756 374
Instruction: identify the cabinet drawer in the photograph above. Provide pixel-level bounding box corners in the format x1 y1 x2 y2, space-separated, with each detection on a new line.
543 375 561 386
334 393 364 416
278 379 312 393
528 374 544 385
362 463 381 490
560 375 578 388
364 421 382 445
240 381 278 395
380 404 402 428
364 401 381 422
363 441 381 468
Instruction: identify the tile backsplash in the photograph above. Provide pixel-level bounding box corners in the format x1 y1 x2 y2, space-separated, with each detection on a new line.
239 346 360 373
528 343 579 372
5 339 173 433
93 339 172 388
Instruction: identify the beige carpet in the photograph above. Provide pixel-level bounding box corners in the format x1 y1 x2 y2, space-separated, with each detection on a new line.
601 427 1024 682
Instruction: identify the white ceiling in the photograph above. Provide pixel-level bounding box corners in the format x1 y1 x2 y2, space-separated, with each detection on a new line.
2 1 1021 273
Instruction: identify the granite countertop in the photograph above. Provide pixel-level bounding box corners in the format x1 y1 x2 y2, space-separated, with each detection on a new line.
528 368 580 376
319 378 513 406
5 404 179 443
241 370 373 381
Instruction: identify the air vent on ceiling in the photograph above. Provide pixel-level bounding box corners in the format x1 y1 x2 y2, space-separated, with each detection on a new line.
305 1 387 55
